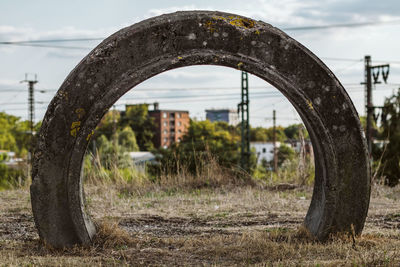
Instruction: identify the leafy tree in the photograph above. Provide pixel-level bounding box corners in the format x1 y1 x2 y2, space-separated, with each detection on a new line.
284 124 299 140
250 126 268 142
283 124 309 140
95 110 121 140
250 126 286 142
14 120 31 157
0 112 32 156
120 104 155 151
0 153 9 162
277 144 295 167
95 133 133 169
0 112 18 151
377 88 400 186
154 120 252 175
182 120 240 167
118 126 139 152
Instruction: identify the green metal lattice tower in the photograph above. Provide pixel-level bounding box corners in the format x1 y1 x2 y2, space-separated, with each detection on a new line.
238 71 250 172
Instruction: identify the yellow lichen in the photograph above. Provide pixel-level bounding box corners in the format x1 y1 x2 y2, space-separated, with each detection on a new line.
177 56 183 60
70 121 81 137
75 108 85 119
213 15 227 21
59 91 69 101
230 18 255 28
306 99 314 110
204 20 217 33
86 130 94 141
237 62 244 69
212 15 256 29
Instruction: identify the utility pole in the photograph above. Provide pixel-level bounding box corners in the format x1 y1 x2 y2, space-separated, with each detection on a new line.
272 109 278 172
21 74 38 174
364 56 373 156
238 71 250 172
363 55 390 156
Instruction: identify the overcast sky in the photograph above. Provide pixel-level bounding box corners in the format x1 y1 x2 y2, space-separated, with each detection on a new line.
1 0 399 127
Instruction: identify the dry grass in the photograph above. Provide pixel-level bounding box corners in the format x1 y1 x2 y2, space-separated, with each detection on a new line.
84 150 257 198
1 183 399 266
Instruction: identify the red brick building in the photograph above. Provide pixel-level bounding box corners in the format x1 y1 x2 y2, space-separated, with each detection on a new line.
149 104 189 148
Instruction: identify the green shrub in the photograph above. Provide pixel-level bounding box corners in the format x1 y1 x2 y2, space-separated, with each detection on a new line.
0 163 26 190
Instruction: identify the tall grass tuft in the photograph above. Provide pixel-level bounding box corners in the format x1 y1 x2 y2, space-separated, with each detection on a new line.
253 155 315 186
0 163 28 190
83 148 255 196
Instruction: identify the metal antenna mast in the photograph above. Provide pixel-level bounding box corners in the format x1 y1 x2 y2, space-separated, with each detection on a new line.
238 71 250 172
21 73 38 174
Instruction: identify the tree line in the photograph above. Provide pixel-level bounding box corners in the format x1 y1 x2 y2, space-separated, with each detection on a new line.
0 88 399 186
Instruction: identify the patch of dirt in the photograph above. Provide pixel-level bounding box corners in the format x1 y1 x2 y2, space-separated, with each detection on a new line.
366 213 400 229
1 185 399 266
118 212 304 238
0 212 37 241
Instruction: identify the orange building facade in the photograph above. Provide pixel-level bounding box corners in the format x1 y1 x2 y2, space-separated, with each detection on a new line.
149 108 190 148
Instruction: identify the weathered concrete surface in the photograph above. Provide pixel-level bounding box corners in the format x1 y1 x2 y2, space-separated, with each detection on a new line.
30 11 370 248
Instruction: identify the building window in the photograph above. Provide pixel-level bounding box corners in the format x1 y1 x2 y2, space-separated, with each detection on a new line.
178 129 182 133
163 112 167 118
163 137 167 142
177 113 181 118
163 129 167 134
178 121 182 126
177 138 181 142
262 148 266 153
163 121 167 127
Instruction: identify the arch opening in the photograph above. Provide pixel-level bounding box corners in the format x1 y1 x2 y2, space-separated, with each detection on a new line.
31 11 370 248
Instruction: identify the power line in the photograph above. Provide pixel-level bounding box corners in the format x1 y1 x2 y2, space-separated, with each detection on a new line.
0 43 91 50
321 57 362 62
0 90 25 106
0 93 285 108
0 19 398 45
374 59 400 64
0 18 398 50
334 60 364 74
0 38 104 44
282 20 400 31
0 81 396 94
0 83 396 102
1 107 48 111
0 101 49 106
0 88 60 93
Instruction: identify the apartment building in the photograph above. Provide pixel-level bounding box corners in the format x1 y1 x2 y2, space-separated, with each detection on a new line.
149 104 190 148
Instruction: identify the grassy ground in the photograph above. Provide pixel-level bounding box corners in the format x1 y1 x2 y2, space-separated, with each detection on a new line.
0 183 399 266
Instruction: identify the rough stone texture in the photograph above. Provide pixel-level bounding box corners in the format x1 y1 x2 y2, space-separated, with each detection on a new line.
30 11 370 248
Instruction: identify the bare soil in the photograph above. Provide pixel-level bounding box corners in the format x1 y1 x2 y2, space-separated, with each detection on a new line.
0 184 399 266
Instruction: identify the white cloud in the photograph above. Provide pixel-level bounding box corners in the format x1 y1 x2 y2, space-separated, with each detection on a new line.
145 5 207 18
0 24 119 55
0 25 115 42
1 0 399 124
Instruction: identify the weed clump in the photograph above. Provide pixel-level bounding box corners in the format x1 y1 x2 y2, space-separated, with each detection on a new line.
92 220 132 249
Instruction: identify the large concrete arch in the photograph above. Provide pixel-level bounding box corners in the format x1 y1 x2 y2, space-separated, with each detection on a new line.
31 11 370 248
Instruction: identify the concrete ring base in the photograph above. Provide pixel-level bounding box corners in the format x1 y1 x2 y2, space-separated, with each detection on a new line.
30 11 370 248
